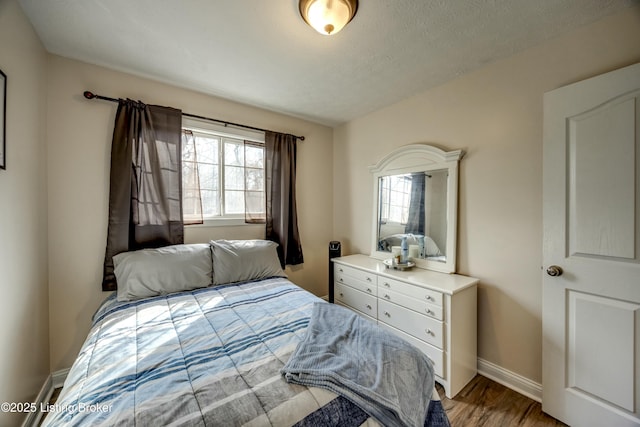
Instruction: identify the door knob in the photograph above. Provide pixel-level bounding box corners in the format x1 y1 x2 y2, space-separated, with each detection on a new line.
546 265 563 277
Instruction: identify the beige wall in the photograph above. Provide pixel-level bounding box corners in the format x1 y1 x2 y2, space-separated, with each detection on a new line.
46 56 333 371
333 8 640 384
0 1 49 425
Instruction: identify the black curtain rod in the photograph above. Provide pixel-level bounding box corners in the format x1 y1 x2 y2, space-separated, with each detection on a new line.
83 91 305 141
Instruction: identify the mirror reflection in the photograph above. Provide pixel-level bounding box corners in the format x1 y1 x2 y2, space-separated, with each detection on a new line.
377 169 448 262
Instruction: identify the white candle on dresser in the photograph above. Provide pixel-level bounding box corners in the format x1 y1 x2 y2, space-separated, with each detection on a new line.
409 245 419 260
391 246 401 257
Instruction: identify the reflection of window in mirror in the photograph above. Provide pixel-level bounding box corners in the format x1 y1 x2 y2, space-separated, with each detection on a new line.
377 171 447 260
379 175 411 225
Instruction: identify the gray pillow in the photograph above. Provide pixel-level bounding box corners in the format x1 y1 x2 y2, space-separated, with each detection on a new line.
210 239 286 286
114 243 213 302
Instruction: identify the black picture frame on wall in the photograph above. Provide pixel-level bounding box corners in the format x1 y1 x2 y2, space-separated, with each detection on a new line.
0 68 5 170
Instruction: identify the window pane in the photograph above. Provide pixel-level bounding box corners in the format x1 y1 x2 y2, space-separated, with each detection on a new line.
225 165 244 191
224 141 243 166
197 163 218 190
200 189 220 216
225 190 244 214
195 136 219 165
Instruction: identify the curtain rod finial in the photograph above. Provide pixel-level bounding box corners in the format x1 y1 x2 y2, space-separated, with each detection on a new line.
83 91 96 99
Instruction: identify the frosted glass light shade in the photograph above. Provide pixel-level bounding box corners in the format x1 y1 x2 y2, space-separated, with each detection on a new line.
299 0 358 35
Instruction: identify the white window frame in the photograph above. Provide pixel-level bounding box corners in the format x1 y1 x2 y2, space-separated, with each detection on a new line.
182 117 265 227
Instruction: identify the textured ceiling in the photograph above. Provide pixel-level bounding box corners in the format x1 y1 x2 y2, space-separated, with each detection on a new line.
17 0 638 126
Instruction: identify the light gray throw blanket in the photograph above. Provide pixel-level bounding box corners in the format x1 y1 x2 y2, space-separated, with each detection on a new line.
281 303 435 427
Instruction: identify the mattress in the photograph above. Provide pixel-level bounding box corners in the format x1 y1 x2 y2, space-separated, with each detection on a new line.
42 277 450 426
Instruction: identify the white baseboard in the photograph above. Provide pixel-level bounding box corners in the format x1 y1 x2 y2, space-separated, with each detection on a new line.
21 374 53 427
52 368 69 388
22 368 70 427
477 357 542 402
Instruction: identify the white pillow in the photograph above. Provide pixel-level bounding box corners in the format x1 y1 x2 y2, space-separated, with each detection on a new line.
423 236 443 257
210 239 286 286
114 243 213 302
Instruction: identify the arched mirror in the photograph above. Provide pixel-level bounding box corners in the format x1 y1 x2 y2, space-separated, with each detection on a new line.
369 144 463 273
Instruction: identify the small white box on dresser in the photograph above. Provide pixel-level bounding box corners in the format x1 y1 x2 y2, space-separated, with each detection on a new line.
332 254 478 399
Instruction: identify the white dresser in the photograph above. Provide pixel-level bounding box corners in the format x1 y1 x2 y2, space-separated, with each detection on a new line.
332 254 478 398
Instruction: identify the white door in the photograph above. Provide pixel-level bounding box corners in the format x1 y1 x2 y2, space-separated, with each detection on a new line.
542 62 640 426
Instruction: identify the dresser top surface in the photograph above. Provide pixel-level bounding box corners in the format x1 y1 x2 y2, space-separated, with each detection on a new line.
332 254 478 295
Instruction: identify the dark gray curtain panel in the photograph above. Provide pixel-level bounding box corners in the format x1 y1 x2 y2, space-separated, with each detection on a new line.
102 99 183 291
405 172 426 235
265 131 304 268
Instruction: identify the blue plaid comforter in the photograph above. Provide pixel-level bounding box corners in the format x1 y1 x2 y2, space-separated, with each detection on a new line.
42 278 449 426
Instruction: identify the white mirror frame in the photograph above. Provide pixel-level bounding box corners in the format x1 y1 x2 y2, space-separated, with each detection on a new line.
369 143 463 274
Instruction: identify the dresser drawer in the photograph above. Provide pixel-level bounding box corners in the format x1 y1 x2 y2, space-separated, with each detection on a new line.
336 301 377 323
378 276 443 306
334 265 377 296
379 288 443 320
378 322 444 378
335 282 377 318
378 299 443 348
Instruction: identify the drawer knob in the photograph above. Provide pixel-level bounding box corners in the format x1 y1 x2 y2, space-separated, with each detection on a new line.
339 268 344 272
426 295 433 301
366 277 372 282
384 311 391 317
367 288 372 293
339 292 344 297
425 308 433 315
339 278 344 282
425 328 433 336
383 282 390 288
366 304 372 310
384 294 391 299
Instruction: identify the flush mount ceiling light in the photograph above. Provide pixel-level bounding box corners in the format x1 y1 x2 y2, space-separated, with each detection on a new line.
299 0 358 35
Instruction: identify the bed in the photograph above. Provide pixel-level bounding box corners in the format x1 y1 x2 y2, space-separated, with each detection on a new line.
42 240 450 427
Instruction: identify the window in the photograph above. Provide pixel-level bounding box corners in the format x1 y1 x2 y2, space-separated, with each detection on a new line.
379 174 411 224
182 119 265 225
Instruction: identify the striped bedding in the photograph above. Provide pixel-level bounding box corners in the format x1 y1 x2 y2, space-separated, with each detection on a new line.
42 277 450 426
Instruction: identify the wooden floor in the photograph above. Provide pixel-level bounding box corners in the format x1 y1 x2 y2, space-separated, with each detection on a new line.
44 375 565 426
436 375 567 427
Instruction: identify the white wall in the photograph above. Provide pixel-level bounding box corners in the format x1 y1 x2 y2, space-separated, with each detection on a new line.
0 1 49 426
46 56 334 371
333 8 640 384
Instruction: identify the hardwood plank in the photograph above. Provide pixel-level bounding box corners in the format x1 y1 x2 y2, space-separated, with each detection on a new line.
436 375 566 426
38 388 61 427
